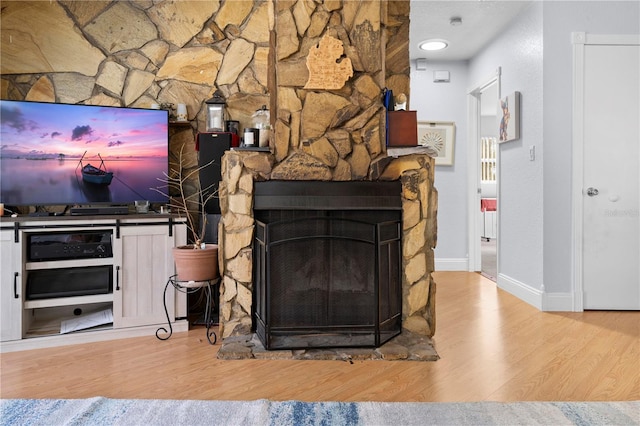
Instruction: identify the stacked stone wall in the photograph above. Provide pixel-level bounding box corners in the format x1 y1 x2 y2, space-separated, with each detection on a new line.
270 0 412 180
1 1 270 129
2 0 436 340
1 0 412 210
1 0 271 214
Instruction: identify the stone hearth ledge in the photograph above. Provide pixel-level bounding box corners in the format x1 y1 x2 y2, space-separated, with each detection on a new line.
218 330 439 362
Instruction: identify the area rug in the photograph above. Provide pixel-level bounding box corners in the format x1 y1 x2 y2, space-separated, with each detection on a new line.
1 398 638 425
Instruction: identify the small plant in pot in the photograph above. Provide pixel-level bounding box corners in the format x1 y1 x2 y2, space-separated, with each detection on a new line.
153 146 219 282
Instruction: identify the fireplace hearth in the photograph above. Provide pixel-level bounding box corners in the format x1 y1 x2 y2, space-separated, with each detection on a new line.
253 181 402 350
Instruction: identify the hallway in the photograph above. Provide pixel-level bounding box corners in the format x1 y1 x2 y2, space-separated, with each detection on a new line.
481 238 497 281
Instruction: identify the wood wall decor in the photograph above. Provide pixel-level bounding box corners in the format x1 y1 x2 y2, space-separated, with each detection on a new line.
304 35 353 90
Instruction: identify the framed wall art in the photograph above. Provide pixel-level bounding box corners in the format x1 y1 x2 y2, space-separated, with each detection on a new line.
417 121 456 166
498 91 520 143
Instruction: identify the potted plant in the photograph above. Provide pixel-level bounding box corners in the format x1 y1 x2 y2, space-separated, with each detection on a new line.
153 145 219 282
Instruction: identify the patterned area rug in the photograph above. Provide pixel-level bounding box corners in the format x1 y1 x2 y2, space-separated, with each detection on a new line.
1 398 638 425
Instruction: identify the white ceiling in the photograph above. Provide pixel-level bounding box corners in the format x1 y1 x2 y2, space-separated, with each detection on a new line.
409 0 533 61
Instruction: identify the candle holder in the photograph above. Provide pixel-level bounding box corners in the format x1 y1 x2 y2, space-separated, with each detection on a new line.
205 91 226 132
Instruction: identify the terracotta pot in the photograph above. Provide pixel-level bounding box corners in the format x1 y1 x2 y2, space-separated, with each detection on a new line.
172 243 219 282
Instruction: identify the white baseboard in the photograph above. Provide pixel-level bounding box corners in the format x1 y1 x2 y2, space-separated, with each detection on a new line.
496 273 543 310
542 292 577 311
496 273 578 312
434 258 469 271
433 265 578 312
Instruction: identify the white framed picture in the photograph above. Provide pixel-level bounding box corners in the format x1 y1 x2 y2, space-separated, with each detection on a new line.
418 121 456 166
498 91 520 143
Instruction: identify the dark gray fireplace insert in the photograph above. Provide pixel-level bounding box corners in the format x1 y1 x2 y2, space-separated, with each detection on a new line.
253 181 403 350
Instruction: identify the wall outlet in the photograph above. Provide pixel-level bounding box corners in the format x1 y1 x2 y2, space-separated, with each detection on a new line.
529 145 535 161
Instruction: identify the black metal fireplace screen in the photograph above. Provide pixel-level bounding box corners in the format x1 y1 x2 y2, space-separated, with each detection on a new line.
253 181 402 350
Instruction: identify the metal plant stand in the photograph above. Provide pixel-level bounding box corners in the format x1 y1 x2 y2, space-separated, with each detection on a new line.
156 274 220 345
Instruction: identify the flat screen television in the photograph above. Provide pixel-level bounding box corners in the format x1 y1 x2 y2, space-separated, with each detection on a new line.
0 100 169 209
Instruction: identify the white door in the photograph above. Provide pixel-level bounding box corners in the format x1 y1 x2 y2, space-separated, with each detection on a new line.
581 38 639 309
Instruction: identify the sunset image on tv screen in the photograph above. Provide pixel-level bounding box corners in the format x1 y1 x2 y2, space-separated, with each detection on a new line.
0 101 169 206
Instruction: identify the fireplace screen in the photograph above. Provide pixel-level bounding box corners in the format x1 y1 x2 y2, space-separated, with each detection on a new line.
253 181 402 350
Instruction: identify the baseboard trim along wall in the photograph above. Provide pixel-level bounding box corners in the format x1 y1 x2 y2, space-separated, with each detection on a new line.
497 273 544 310
497 275 577 312
435 261 577 312
434 258 469 271
542 292 577 312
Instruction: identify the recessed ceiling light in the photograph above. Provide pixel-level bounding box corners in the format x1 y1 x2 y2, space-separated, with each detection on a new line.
419 39 448 51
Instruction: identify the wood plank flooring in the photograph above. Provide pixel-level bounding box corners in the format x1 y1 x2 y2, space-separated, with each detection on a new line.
1 272 638 402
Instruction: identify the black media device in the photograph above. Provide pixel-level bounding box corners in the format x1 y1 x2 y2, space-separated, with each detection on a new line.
26 230 114 300
28 230 113 262
69 206 129 216
26 266 113 300
197 132 232 214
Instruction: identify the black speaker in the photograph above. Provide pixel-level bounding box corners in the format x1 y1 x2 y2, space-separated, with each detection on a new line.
26 266 112 300
197 132 232 214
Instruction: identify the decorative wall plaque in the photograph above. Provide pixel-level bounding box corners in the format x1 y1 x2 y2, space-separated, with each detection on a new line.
304 35 353 90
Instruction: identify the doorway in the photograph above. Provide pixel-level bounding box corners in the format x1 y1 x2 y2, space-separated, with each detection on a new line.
479 83 498 281
467 69 501 279
573 34 640 310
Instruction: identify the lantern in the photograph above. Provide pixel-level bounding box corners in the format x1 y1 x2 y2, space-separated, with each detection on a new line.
205 90 225 132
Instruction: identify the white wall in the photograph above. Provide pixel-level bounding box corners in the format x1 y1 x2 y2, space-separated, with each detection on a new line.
481 116 498 139
541 1 640 297
411 0 639 309
410 61 469 268
469 3 545 299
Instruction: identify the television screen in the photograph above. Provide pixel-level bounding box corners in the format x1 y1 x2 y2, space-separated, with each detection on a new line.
0 100 169 207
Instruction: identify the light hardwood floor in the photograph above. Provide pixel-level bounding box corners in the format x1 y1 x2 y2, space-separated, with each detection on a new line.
1 272 638 402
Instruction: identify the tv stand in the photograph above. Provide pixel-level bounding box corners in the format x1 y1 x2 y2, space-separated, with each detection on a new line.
70 205 129 216
28 212 54 217
0 215 188 352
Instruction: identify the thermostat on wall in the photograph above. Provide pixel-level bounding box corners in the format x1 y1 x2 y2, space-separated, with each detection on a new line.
433 70 450 83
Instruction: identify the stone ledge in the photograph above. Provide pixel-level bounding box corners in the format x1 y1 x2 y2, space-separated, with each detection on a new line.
216 331 439 362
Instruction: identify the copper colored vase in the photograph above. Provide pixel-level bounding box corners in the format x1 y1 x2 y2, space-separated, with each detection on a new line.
172 244 219 282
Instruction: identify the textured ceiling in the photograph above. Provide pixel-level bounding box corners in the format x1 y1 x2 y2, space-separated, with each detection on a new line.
409 0 533 61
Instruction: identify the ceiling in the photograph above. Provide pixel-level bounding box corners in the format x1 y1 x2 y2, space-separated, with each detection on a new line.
409 1 533 61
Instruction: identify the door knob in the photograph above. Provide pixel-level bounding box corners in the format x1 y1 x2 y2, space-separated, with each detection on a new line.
586 187 599 197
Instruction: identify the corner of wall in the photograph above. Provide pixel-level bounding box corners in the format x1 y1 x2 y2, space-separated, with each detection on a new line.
496 273 543 310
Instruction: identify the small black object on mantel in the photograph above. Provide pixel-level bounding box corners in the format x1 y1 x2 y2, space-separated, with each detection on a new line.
232 146 271 152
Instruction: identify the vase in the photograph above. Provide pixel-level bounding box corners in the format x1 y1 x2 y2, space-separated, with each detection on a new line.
172 243 219 282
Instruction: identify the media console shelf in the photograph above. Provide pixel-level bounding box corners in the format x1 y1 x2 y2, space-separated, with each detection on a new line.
0 214 188 352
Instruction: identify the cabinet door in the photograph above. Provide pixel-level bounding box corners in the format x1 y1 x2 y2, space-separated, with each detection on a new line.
112 225 178 328
0 230 23 341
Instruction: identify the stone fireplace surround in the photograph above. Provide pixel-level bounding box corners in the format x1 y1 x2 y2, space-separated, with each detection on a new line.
216 150 438 361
